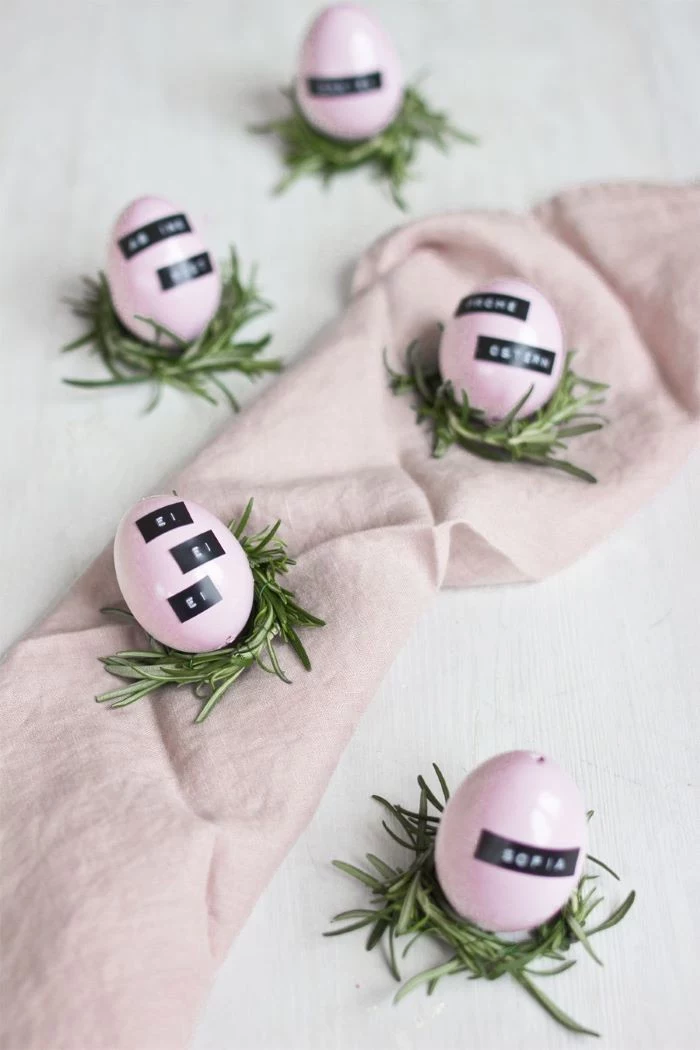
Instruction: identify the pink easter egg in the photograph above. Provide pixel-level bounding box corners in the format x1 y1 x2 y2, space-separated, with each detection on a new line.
106 196 221 346
438 278 565 420
114 496 254 653
296 4 403 141
435 751 587 932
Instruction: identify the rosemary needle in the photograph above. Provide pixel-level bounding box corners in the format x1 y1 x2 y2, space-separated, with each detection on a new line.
252 84 477 210
327 765 635 1037
96 500 325 723
386 342 609 482
62 249 280 411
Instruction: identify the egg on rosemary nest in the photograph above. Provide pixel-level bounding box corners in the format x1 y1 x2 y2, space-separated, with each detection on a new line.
106 196 221 346
114 496 254 654
296 3 403 142
438 278 565 421
435 750 588 932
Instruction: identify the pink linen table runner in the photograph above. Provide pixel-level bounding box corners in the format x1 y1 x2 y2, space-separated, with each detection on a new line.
1 182 699 1050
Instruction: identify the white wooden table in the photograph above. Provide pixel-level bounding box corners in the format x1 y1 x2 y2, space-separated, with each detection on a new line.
1 1 698 1047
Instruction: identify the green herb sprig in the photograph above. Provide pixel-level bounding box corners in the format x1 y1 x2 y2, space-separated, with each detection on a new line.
387 342 609 482
327 766 635 1037
96 500 324 723
62 249 280 411
252 85 477 210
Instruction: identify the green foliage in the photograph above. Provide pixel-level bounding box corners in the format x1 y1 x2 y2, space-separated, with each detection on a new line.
63 249 280 411
387 342 609 482
328 766 635 1037
252 85 477 209
96 500 325 723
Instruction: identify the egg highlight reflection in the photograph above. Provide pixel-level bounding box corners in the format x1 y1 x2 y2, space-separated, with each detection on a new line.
106 196 221 346
438 278 565 420
435 751 587 932
114 496 254 653
296 4 403 141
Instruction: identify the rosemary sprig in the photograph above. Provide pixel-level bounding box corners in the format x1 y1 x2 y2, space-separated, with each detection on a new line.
387 341 609 482
62 249 281 411
327 766 635 1037
252 84 477 210
96 500 325 722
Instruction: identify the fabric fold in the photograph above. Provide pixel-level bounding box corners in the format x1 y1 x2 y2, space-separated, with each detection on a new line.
1 182 698 1050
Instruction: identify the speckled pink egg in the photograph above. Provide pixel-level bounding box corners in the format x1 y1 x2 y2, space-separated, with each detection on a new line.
435 751 587 932
106 196 221 346
439 278 565 420
296 4 403 141
114 496 254 653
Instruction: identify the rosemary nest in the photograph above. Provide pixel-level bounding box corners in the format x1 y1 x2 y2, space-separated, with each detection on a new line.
63 249 280 410
387 341 609 482
327 766 635 1037
253 84 477 209
97 501 325 723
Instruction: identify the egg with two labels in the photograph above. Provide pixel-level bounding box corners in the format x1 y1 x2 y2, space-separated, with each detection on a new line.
438 278 565 421
106 196 221 347
435 751 587 932
114 496 254 654
296 4 403 141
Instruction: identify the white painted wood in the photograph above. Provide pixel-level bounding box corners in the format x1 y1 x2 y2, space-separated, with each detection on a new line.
1 0 698 1047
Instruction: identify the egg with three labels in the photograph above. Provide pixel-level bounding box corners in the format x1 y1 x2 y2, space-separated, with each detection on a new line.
434 751 587 932
114 496 254 653
438 278 565 421
106 196 221 347
296 3 403 142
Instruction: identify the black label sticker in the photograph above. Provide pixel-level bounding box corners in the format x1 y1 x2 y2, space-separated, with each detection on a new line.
307 71 382 97
169 530 225 574
157 252 213 292
456 292 530 322
474 335 555 376
135 501 193 543
474 830 579 877
168 575 222 623
118 213 192 260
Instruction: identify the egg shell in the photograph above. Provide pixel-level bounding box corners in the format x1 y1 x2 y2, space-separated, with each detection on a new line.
434 751 587 932
438 277 565 420
106 196 221 346
114 496 254 653
296 4 403 141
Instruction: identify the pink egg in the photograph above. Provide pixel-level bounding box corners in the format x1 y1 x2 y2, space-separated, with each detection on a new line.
106 196 221 346
438 278 565 420
435 751 587 932
296 4 403 141
114 496 254 653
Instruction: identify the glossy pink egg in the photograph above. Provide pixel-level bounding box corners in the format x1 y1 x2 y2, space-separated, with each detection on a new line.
114 496 254 653
296 4 403 141
435 751 587 932
438 278 565 420
106 196 221 346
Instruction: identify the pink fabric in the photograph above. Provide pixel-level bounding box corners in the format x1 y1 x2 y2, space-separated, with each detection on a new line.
2 182 698 1050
